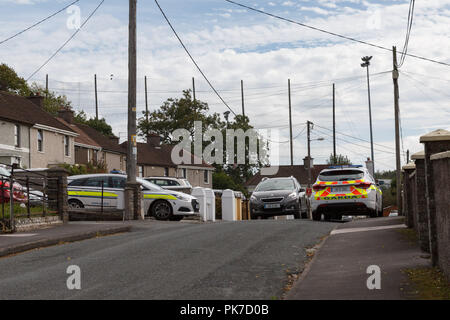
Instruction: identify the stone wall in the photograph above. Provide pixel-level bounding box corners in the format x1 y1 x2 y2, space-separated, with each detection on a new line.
430 152 450 280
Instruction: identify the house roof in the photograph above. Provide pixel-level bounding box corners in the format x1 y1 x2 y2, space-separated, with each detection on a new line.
0 91 75 133
121 141 213 168
76 123 125 154
56 118 101 148
244 164 330 187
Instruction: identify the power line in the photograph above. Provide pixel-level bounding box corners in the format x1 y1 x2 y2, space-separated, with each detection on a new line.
224 0 450 67
398 0 415 68
154 0 237 116
26 0 105 81
0 0 81 45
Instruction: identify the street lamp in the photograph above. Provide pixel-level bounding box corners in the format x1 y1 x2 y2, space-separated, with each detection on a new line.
361 56 375 177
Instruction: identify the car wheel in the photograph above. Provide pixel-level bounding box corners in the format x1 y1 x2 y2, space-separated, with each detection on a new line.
151 200 173 221
294 211 301 219
312 211 321 221
68 199 84 209
369 209 377 218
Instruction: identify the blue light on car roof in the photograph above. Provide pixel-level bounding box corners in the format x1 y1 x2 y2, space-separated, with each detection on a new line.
327 165 363 169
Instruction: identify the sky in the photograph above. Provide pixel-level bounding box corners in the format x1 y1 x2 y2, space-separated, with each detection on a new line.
0 0 449 172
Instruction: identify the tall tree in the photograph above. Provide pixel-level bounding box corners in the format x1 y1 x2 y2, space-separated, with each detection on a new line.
0 63 30 95
327 153 352 165
74 110 114 137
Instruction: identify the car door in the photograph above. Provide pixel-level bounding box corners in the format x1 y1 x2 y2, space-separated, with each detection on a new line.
81 176 115 208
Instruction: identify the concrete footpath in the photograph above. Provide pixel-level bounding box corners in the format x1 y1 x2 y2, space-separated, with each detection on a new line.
287 217 430 300
0 222 131 258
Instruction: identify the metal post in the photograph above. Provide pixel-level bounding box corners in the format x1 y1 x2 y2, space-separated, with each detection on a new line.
366 65 375 175
241 79 245 117
288 79 293 166
144 75 149 138
95 74 99 120
192 77 196 102
9 167 14 231
332 83 336 161
307 120 312 187
42 176 46 217
26 177 30 218
101 180 104 215
1 176 4 220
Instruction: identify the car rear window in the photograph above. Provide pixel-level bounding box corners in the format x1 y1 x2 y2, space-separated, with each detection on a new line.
255 179 294 191
319 170 364 182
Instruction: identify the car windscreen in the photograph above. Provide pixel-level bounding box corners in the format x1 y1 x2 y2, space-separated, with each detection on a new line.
255 179 294 192
319 170 364 181
137 178 164 191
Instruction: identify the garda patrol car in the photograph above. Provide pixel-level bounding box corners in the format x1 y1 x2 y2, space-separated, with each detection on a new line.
311 165 382 221
67 174 199 221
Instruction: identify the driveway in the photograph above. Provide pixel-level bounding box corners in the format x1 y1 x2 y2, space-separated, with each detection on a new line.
0 219 336 299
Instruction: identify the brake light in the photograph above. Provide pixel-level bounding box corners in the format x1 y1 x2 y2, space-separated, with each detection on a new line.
313 185 326 192
355 182 372 189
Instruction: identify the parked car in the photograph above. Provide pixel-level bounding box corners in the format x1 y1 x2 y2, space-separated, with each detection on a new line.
249 176 307 219
0 166 26 204
143 177 192 193
311 165 383 221
67 174 199 221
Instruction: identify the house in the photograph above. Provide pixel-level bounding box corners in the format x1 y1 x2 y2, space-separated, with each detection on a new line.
244 158 330 192
56 109 102 166
121 134 215 188
0 92 77 168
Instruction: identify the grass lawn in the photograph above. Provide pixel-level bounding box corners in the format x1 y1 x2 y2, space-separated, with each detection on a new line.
0 203 57 219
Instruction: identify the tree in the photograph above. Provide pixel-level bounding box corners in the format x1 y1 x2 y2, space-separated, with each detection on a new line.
29 83 72 115
0 63 30 95
138 90 223 144
137 90 266 194
327 153 352 165
74 110 114 137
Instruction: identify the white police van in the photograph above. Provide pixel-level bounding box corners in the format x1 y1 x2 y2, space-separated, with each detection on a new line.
67 174 199 221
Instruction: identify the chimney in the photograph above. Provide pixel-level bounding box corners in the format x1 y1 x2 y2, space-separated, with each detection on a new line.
303 156 314 169
27 94 44 108
109 136 119 144
147 133 161 147
57 108 74 124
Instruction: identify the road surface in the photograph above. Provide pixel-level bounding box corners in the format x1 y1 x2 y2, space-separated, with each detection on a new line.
0 219 336 299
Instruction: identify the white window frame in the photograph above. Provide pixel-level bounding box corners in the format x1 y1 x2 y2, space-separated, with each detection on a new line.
182 168 187 179
164 167 169 177
37 129 44 152
203 170 209 184
14 124 20 148
64 135 70 157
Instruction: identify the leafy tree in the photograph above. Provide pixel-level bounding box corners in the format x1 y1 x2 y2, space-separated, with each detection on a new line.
138 90 223 144
138 90 266 193
0 63 30 95
327 153 352 165
74 110 114 137
29 83 72 115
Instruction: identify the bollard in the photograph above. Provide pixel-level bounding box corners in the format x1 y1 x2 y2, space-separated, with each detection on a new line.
204 188 216 222
221 189 236 221
192 187 207 222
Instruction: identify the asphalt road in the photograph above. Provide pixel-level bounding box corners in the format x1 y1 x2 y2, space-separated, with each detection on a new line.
0 219 336 300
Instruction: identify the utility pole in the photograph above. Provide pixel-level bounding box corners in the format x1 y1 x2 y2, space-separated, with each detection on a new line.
361 56 375 177
45 74 49 99
125 0 138 220
392 46 402 215
288 79 293 166
307 120 312 187
241 79 245 117
94 74 99 120
406 149 410 163
332 83 336 161
192 77 196 101
144 75 149 138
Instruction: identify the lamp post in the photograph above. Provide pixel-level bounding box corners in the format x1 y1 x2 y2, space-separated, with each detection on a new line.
306 121 325 187
361 56 375 177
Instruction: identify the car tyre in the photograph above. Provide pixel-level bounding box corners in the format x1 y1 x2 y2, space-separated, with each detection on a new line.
169 215 183 221
151 200 173 221
68 199 84 209
312 211 321 221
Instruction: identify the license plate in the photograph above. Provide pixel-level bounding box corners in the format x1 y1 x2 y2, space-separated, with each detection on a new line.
264 203 281 209
332 186 350 193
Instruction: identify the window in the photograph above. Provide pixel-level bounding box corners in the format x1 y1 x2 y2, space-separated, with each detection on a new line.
68 178 87 186
14 124 20 147
37 129 43 152
84 177 109 188
111 176 126 189
87 149 91 162
255 178 295 192
64 136 70 156
182 168 187 179
203 170 209 184
138 166 143 178
164 167 169 177
318 170 364 182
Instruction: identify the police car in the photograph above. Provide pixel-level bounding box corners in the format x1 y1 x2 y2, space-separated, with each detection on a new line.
67 174 199 221
311 165 382 221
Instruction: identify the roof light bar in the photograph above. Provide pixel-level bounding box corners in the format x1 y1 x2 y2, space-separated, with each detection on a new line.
327 165 363 169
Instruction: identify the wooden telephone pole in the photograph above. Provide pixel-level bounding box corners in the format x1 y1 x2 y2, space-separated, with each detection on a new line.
392 46 402 216
288 79 293 166
94 74 99 120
